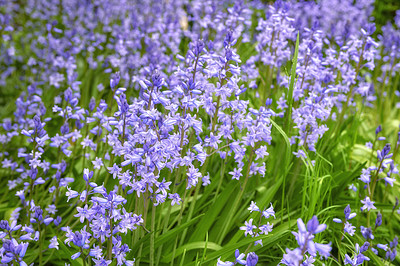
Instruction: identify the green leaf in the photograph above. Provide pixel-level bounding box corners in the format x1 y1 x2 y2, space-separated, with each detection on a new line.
161 241 222 262
188 181 237 242
135 213 204 257
285 31 300 132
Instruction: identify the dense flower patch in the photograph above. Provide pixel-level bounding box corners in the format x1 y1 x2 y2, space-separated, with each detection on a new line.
0 0 399 265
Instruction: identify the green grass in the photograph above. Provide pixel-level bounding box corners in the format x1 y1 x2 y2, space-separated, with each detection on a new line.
0 1 400 265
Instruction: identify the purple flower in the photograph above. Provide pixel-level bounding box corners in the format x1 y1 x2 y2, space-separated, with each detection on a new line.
281 248 303 265
375 212 382 227
66 187 79 202
110 72 120 89
83 168 94 182
344 243 370 265
334 205 357 231
360 242 370 253
262 203 275 219
246 252 258 266
248 201 260 213
375 125 382 135
259 223 273 235
344 221 356 236
75 205 93 223
283 216 331 264
71 252 81 260
234 249 246 265
49 236 59 250
240 219 256 237
92 258 112 265
360 226 374 240
168 193 181 206
217 258 234 266
92 157 104 169
361 197 376 212
107 164 121 179
229 168 242 180
306 216 327 234
377 143 391 161
384 174 396 187
293 150 307 159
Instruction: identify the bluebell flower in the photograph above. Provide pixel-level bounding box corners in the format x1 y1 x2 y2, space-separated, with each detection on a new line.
360 197 376 211
66 187 79 202
375 125 382 135
234 249 246 265
248 201 260 213
281 248 303 265
375 212 382 227
240 219 256 237
217 258 234 266
49 236 59 250
229 168 243 180
246 252 258 266
333 205 357 236
92 157 104 169
377 143 392 161
344 243 370 265
168 193 181 206
83 168 94 182
71 251 81 260
262 203 275 219
360 226 374 240
92 257 112 265
259 223 273 235
281 216 331 265
110 72 120 89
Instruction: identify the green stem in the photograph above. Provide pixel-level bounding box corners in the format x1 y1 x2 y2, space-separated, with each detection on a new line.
136 188 151 263
212 157 227 204
150 203 156 266
169 188 189 264
155 169 181 264
39 225 43 265
217 150 254 244
337 222 346 264
107 207 113 260
81 249 87 266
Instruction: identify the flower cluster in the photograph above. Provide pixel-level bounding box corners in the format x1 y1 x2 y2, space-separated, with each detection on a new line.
0 0 399 265
241 202 275 245
280 216 331 265
333 205 357 236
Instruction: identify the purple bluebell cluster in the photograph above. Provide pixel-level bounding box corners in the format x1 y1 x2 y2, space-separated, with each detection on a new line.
0 0 400 265
280 216 331 265
333 205 357 237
